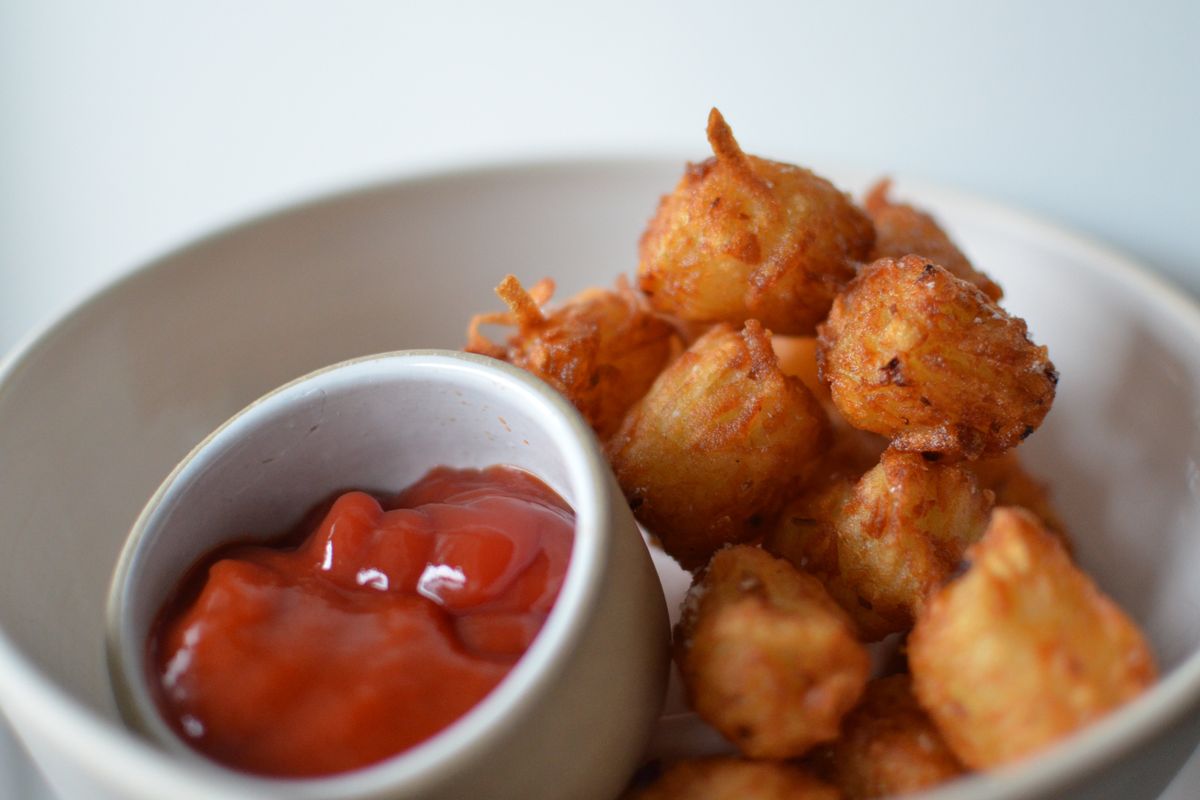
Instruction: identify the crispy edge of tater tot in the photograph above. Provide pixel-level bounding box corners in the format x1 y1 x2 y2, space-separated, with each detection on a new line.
833 449 994 630
864 178 1002 302
636 109 873 335
466 273 678 438
466 274 556 355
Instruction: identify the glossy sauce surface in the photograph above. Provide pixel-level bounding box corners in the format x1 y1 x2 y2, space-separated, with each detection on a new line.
150 466 574 777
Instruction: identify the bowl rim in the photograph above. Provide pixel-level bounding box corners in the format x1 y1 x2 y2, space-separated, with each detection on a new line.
1 155 1199 800
103 347 621 797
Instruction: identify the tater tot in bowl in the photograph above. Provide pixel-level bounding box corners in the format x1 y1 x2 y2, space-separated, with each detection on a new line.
608 320 829 571
818 255 1058 459
674 546 869 759
637 109 873 336
821 674 964 799
909 508 1157 770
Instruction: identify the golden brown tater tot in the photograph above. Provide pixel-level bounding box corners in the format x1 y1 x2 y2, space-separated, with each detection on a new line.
823 675 963 799
865 179 1002 302
818 256 1057 459
675 546 869 759
767 449 992 637
466 274 677 439
765 477 895 642
609 321 829 570
909 508 1156 769
638 109 874 335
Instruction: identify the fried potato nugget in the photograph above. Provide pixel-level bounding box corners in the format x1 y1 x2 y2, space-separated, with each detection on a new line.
627 757 841 800
767 449 992 638
836 449 992 628
466 274 677 439
823 675 963 799
909 508 1157 769
608 321 829 570
865 179 1002 302
818 255 1057 459
638 109 874 336
765 477 895 642
675 546 870 759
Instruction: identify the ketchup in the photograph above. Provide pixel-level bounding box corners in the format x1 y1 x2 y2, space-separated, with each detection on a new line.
150 466 574 777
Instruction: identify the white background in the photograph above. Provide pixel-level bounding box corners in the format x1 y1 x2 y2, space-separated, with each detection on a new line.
1 0 1198 355
1 0 1198 795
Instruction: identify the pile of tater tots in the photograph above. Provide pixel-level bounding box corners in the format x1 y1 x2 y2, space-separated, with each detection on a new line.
466 109 1156 799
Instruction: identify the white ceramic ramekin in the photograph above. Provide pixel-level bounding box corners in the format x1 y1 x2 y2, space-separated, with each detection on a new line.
106 349 671 800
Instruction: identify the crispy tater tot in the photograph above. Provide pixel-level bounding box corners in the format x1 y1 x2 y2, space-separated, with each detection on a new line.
836 449 993 628
608 321 829 570
764 476 894 642
822 675 963 799
909 508 1157 769
767 449 992 637
965 451 1070 549
675 546 870 759
864 179 1002 302
638 109 874 336
818 255 1057 459
627 757 842 800
466 274 677 439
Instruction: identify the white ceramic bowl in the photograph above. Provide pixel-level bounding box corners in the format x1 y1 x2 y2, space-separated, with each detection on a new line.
0 159 1199 800
105 349 670 799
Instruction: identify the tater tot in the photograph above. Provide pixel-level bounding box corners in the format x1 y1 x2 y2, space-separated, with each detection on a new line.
818 255 1057 459
909 508 1157 769
864 179 1002 302
608 321 829 570
675 546 870 759
768 449 991 637
638 109 874 335
824 675 963 799
765 477 895 642
627 757 842 800
837 449 993 628
466 274 677 439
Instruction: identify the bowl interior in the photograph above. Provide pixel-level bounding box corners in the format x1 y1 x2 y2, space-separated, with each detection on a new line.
1 159 1199 797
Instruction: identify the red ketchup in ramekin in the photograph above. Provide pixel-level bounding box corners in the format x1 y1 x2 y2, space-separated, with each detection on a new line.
149 465 574 777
